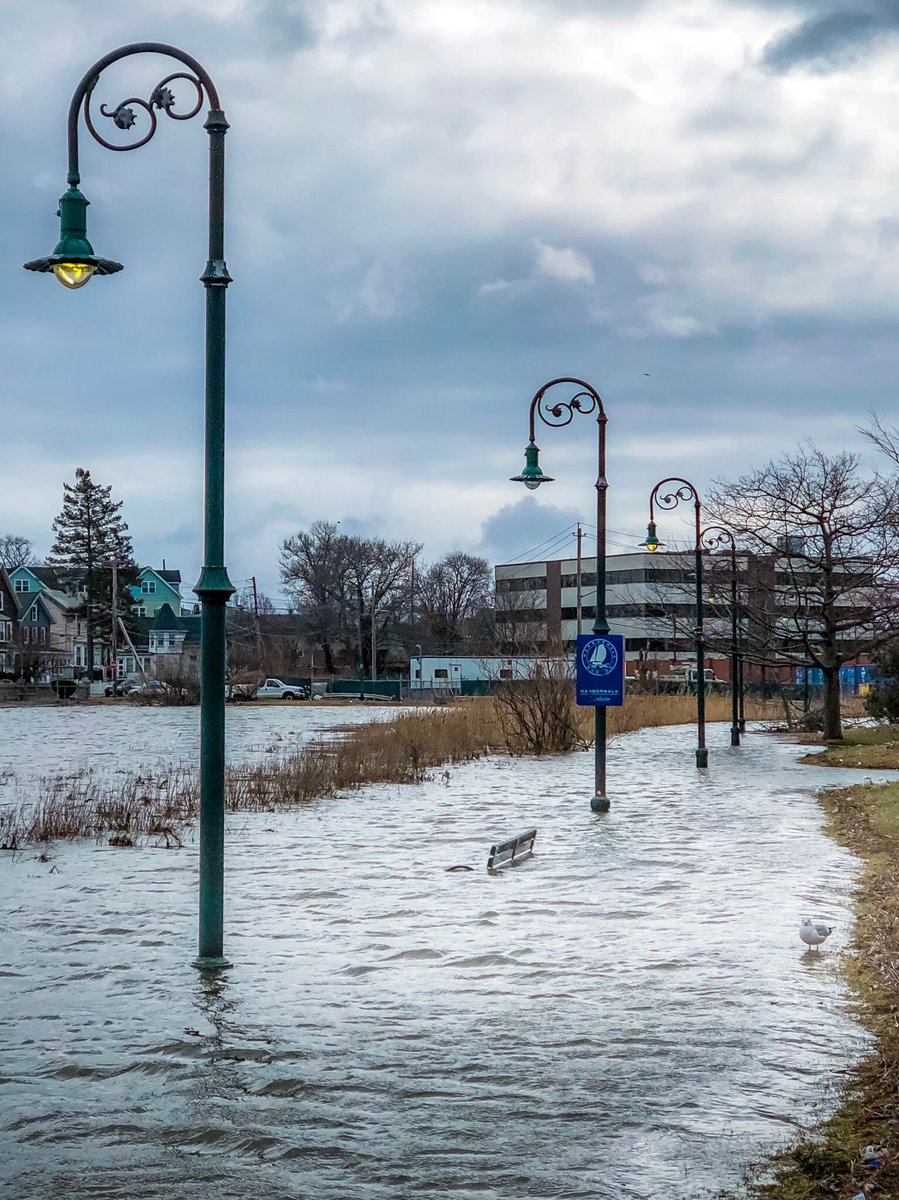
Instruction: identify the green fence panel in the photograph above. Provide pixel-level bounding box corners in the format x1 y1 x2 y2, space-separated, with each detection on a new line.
331 679 402 699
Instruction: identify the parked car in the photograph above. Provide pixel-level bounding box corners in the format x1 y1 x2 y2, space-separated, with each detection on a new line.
104 679 142 697
256 677 309 700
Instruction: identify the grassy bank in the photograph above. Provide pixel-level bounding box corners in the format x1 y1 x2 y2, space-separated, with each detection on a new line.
742 779 899 1199
0 692 764 849
800 724 899 770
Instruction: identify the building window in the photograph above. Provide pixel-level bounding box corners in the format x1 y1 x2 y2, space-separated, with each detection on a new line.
434 668 449 679
14 579 29 592
31 606 39 622
141 580 157 595
499 668 513 679
561 573 598 588
497 576 547 593
135 606 146 617
0 593 4 611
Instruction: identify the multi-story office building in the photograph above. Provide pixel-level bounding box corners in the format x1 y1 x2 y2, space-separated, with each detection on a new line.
496 550 712 670
495 548 875 683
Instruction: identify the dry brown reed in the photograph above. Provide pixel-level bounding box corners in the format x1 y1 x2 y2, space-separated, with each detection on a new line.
0 693 772 849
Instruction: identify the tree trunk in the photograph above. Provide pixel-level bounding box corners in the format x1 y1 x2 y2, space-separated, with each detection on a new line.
823 665 842 741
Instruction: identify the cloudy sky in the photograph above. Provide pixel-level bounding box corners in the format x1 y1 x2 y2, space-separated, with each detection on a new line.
5 0 899 599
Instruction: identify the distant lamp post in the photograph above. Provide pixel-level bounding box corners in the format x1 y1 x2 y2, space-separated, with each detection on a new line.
25 43 235 970
510 377 610 812
700 526 741 748
642 478 708 769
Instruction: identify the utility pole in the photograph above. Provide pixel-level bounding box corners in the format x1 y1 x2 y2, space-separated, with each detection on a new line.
371 596 377 682
110 560 118 685
575 523 583 634
251 575 262 662
409 558 416 647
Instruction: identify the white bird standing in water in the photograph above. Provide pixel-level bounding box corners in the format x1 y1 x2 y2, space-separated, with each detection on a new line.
799 918 834 950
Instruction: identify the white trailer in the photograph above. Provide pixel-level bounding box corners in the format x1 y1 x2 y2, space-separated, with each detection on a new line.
409 655 570 691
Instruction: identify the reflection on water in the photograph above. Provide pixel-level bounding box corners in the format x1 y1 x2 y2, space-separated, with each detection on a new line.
0 722 887 1198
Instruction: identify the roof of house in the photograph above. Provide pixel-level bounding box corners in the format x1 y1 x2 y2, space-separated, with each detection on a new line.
25 566 69 589
150 603 201 643
12 591 51 619
142 567 182 584
0 569 16 617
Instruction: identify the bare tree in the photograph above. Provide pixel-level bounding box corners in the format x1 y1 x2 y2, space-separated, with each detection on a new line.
343 534 420 673
279 522 421 673
706 444 899 740
0 535 37 570
417 551 491 651
279 521 351 672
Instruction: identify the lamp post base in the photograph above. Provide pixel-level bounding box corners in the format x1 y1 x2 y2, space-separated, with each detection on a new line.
191 955 233 972
695 747 709 769
730 726 740 747
590 794 611 813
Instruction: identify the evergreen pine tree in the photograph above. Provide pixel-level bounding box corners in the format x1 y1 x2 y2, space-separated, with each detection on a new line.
47 469 136 678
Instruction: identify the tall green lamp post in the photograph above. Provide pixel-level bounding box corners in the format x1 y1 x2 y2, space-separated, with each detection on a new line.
25 43 235 970
510 377 611 812
699 525 741 748
641 478 708 769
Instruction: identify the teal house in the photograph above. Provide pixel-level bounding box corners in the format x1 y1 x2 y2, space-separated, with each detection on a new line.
129 567 184 618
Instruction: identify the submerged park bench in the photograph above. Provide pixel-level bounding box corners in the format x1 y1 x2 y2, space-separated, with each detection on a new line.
487 828 537 871
445 828 537 873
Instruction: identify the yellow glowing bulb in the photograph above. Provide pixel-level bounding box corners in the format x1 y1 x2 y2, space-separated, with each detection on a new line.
53 262 95 289
646 540 659 553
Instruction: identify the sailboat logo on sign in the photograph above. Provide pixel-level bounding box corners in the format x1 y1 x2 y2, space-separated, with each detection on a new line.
580 637 619 677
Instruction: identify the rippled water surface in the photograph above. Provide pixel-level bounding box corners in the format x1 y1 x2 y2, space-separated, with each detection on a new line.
0 715 887 1199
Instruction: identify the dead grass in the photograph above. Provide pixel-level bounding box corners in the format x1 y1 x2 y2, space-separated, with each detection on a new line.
735 780 899 1199
0 693 772 849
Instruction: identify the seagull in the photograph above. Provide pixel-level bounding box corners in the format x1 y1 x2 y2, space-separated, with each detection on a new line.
799 918 834 950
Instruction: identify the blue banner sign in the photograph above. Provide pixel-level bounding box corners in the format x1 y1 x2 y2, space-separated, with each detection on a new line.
576 633 625 707
795 664 874 691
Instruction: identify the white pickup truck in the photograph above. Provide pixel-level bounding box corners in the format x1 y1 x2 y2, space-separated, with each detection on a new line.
256 677 309 700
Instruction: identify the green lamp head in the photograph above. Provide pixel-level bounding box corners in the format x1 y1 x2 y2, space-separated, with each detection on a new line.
510 441 554 491
641 520 664 553
23 186 123 288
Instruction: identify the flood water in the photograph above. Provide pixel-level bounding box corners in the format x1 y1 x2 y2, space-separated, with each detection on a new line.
0 714 887 1199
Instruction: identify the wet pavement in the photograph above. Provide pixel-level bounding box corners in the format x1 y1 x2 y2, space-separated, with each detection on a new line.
0 718 887 1198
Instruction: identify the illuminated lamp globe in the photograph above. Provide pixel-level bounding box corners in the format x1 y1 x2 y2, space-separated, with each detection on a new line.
23 186 123 290
52 262 96 289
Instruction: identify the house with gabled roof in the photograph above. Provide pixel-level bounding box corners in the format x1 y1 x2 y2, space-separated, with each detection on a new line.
129 566 184 618
6 564 86 676
0 569 18 676
116 602 200 679
10 589 69 681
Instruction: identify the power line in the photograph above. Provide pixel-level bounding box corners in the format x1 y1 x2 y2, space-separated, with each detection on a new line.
505 522 582 563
